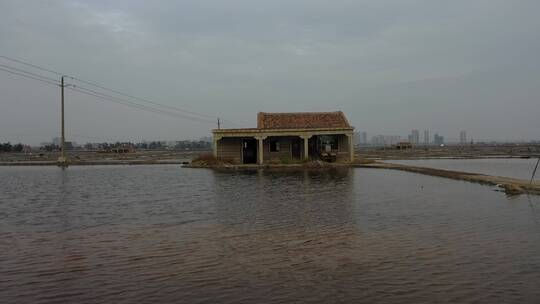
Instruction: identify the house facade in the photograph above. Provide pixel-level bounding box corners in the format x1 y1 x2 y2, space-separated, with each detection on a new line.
212 112 354 164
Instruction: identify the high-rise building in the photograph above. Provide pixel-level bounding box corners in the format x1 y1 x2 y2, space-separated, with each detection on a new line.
410 129 420 145
424 130 429 145
434 133 445 146
355 132 368 145
371 135 400 146
459 130 467 145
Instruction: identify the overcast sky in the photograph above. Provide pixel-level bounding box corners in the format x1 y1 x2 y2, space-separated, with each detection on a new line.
1 0 539 144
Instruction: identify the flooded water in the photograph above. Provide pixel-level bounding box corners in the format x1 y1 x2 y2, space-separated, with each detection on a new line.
1 165 540 304
386 158 540 181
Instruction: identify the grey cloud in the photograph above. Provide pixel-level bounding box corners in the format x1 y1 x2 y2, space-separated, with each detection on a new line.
1 0 539 144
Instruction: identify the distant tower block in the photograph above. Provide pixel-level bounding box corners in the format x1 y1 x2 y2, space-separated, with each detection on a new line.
460 131 467 145
410 129 420 145
424 130 429 145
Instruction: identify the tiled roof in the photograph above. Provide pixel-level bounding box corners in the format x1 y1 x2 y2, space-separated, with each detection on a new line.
257 111 351 129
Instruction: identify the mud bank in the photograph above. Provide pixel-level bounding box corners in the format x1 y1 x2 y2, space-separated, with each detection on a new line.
184 161 351 171
187 160 540 195
359 162 540 196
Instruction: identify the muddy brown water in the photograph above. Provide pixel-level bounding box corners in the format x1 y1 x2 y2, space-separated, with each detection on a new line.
1 165 540 303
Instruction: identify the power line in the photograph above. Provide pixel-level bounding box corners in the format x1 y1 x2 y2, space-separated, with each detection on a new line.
69 83 216 123
0 63 60 84
0 55 224 122
69 85 215 123
0 64 213 124
0 55 63 76
0 61 218 124
68 76 217 120
0 66 60 86
67 86 215 124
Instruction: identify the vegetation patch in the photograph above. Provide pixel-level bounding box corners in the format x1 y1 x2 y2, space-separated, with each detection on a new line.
190 153 236 167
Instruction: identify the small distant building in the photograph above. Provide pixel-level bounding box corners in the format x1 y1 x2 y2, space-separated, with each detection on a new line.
395 141 413 150
64 141 75 151
212 111 354 164
111 143 135 154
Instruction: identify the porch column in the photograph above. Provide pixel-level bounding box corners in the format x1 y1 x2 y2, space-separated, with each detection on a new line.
213 137 220 157
301 135 312 160
347 133 354 162
256 136 266 165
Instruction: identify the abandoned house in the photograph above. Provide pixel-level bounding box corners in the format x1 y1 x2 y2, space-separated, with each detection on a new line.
395 142 413 150
212 111 355 164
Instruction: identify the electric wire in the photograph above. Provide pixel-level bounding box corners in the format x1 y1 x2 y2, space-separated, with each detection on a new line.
69 83 217 123
0 63 60 84
0 66 60 86
0 55 63 76
68 84 216 123
0 64 215 123
68 76 217 120
0 55 233 124
0 61 220 124
67 86 215 124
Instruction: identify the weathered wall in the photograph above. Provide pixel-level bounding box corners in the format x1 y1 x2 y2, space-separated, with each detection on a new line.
263 137 296 162
216 138 242 163
337 134 350 161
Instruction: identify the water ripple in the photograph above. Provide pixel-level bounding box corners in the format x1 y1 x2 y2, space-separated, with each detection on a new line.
1 165 539 303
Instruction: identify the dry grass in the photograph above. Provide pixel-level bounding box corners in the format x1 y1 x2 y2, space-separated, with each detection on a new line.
191 153 222 166
352 158 376 164
191 153 238 167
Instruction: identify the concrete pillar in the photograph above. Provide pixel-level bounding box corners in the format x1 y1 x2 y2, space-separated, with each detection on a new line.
257 137 265 165
302 135 311 160
347 134 354 162
213 138 219 157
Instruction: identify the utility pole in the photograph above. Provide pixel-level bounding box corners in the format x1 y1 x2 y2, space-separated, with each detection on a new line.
530 157 540 185
217 118 221 129
58 75 67 165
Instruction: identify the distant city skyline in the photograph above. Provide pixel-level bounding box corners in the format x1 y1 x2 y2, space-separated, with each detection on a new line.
353 128 540 146
3 127 538 147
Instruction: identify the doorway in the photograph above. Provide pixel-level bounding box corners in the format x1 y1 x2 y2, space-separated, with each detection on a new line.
242 138 257 164
291 138 302 160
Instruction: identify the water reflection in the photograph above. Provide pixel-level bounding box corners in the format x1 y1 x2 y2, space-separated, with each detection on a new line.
205 168 364 303
213 168 355 230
